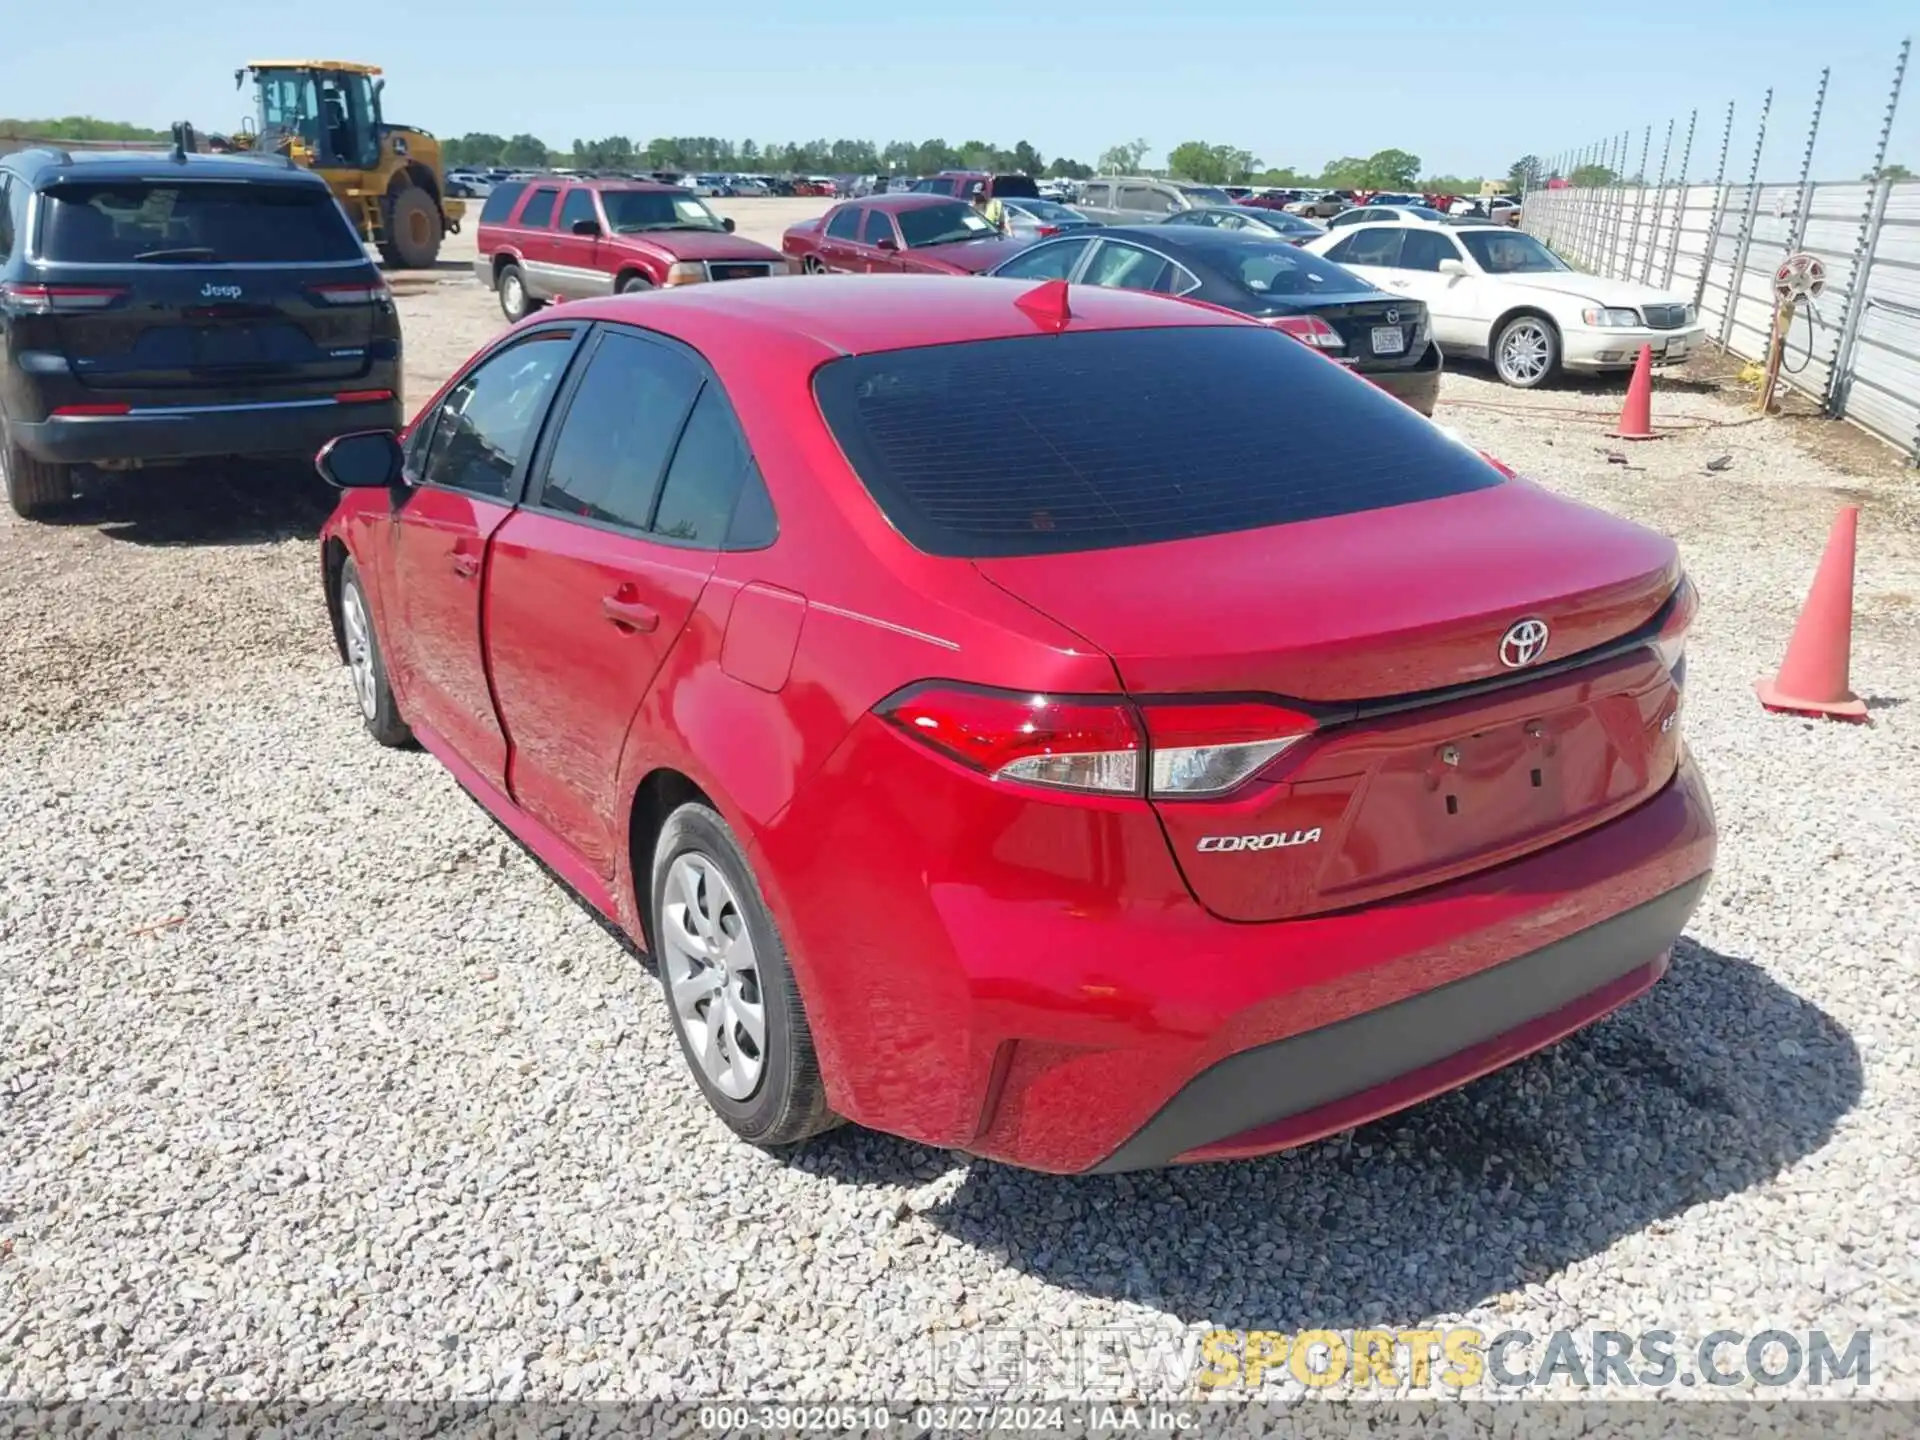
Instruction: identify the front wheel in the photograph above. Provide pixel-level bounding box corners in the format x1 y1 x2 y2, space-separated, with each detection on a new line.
338 558 412 748
497 262 538 322
651 803 837 1148
618 274 653 295
801 255 826 275
1493 314 1559 388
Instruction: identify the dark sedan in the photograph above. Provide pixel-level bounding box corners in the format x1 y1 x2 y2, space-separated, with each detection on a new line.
1157 205 1325 245
985 226 1443 415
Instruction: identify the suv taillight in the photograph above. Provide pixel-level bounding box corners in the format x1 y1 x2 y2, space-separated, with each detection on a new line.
1268 314 1344 349
307 280 392 305
0 282 129 314
876 684 1317 798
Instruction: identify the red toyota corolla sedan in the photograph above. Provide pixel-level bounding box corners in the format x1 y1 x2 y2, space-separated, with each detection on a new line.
315 275 1714 1174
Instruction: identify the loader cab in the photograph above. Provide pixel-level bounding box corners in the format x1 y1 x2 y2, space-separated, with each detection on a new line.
243 63 383 171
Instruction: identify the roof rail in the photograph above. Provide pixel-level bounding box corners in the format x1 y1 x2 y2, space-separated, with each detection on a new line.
20 144 74 165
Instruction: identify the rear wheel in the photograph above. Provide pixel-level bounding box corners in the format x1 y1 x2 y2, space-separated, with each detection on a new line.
651 803 837 1147
1493 314 1559 388
0 411 74 521
338 558 412 747
378 186 442 269
497 262 537 322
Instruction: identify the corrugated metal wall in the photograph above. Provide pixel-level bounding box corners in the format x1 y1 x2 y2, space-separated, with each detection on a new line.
1524 180 1920 463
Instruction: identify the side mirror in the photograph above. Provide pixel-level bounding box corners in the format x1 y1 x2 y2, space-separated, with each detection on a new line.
571 218 601 236
316 430 404 490
722 216 737 233
874 235 899 251
1439 258 1470 277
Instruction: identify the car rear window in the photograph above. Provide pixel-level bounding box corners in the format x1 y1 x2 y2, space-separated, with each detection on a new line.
812 326 1502 558
990 174 1041 198
38 181 365 264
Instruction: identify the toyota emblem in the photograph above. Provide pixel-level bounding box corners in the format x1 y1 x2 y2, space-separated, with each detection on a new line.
1498 618 1551 669
1385 308 1399 324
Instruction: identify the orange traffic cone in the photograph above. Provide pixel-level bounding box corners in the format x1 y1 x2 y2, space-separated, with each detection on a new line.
1609 344 1659 440
1755 505 1869 722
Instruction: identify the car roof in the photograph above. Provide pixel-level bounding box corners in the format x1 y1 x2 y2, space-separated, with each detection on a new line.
552 273 1252 360
7 148 330 189
857 193 968 211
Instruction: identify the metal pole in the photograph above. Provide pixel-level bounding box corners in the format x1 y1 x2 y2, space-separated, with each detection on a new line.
1626 123 1657 282
1663 109 1698 287
1826 37 1909 415
1718 88 1772 353
1643 118 1675 284
1787 66 1830 256
1694 101 1738 309
1601 132 1623 273
1611 129 1633 275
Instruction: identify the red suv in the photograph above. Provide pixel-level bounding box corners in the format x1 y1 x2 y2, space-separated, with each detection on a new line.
316 275 1713 1175
473 177 791 322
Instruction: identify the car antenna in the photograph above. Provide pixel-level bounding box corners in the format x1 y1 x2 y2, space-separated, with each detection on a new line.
1014 278 1073 333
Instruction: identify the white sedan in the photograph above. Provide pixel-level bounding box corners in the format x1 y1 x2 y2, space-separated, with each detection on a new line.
1304 220 1705 387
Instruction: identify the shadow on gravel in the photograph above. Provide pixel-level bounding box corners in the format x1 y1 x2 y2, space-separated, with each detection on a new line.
1446 357 1725 398
47 460 336 547
794 937 1860 1329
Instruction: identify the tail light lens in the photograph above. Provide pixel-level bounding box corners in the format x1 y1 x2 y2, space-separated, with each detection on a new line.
1 282 129 314
876 685 1316 798
308 280 392 305
1037 224 1061 236
1268 314 1344 349
1651 573 1696 686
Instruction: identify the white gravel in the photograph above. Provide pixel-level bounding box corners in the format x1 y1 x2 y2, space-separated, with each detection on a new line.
2 236 1917 1410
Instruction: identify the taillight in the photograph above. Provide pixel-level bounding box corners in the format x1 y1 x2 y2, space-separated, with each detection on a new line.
0 282 129 314
1268 314 1344 349
307 280 392 305
1140 701 1317 796
875 684 1316 798
1037 224 1061 236
878 685 1140 794
1650 573 1696 686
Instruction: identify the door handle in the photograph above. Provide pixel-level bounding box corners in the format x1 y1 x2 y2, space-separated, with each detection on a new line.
601 594 659 633
450 551 480 579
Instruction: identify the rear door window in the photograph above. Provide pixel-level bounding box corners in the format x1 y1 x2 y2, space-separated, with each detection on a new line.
1119 185 1175 214
516 186 559 228
37 181 364 263
1081 242 1171 293
992 238 1091 280
1327 228 1405 267
1398 230 1462 271
651 385 759 548
812 326 1501 558
535 330 703 530
825 206 863 240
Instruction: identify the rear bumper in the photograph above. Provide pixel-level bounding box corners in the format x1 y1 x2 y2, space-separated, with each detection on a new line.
11 395 405 466
1357 342 1444 416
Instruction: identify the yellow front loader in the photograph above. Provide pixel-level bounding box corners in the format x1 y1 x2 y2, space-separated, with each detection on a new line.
229 60 463 268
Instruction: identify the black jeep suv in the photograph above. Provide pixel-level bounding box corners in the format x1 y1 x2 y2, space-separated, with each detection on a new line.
0 145 403 519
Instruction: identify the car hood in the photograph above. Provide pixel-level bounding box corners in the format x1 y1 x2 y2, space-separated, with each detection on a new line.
608 230 784 262
909 236 1034 273
1483 270 1690 310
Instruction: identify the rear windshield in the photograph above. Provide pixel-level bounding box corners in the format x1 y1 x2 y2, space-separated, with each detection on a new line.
39 181 364 264
990 174 1041 198
1233 245 1371 299
813 326 1502 558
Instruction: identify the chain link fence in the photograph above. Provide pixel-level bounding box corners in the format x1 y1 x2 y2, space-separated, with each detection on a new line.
1520 38 1919 465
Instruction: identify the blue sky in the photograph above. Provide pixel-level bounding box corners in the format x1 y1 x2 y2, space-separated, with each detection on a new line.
4 2 1912 181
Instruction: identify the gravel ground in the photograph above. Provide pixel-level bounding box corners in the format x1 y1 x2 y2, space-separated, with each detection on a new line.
2 203 1917 1411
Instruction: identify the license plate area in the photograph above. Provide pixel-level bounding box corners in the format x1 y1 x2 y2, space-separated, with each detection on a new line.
194 326 266 366
1370 325 1406 356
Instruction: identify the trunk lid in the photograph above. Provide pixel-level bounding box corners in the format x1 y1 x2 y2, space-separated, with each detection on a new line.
975 480 1684 921
1275 293 1429 370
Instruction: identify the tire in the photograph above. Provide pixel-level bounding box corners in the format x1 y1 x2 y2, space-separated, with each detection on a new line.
0 409 74 520
651 803 837 1148
497 262 537 322
801 255 825 275
378 185 442 269
337 558 412 748
618 273 653 295
1493 313 1560 389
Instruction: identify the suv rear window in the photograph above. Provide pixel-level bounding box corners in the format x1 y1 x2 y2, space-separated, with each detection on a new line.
38 181 364 264
812 326 1502 558
989 174 1040 198
480 181 527 222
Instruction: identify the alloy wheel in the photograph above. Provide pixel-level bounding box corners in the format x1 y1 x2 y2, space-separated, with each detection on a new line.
502 272 525 314
662 852 767 1100
1497 319 1553 386
340 580 378 721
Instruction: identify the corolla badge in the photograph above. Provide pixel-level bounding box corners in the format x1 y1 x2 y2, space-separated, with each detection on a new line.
200 283 242 300
1498 617 1551 669
1196 829 1323 853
